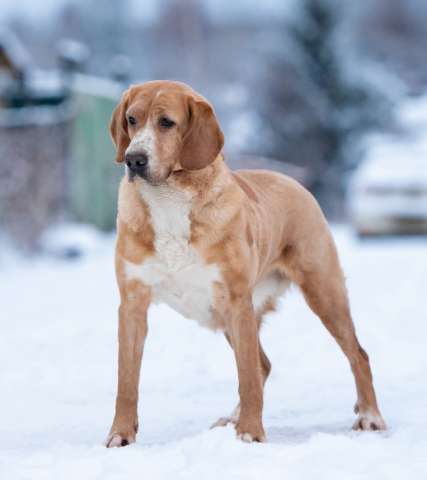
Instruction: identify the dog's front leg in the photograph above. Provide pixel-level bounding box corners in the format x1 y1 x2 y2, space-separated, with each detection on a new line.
105 280 150 448
229 294 266 442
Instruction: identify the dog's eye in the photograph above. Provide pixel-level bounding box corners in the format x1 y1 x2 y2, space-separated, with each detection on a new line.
127 115 137 126
159 117 175 129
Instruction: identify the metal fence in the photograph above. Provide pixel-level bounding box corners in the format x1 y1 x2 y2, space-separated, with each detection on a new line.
0 102 73 248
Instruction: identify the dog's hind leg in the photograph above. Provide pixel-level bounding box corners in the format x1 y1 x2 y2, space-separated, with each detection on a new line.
284 235 386 431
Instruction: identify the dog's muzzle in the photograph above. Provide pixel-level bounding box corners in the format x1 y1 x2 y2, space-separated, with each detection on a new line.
125 152 148 182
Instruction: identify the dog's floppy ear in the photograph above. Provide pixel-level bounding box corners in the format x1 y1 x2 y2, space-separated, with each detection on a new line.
109 89 130 163
180 96 224 170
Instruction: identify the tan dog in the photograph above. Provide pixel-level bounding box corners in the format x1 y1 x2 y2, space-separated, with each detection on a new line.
105 80 386 447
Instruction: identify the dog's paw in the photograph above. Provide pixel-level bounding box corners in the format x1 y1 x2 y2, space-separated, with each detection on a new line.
235 421 266 443
211 405 240 429
105 421 138 448
352 411 387 431
211 416 238 428
105 432 136 448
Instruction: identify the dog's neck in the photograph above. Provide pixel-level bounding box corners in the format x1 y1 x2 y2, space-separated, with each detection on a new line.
133 154 231 204
119 153 242 238
170 154 227 194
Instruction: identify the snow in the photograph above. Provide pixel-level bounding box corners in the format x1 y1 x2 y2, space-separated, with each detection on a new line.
352 131 427 188
1 225 427 479
397 94 427 131
352 143 427 187
0 27 32 70
347 95 427 227
73 74 122 100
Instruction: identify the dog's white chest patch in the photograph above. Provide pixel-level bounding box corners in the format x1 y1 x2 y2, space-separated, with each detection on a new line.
125 182 221 328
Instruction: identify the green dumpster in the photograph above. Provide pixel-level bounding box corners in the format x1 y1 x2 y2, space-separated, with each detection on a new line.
70 75 124 231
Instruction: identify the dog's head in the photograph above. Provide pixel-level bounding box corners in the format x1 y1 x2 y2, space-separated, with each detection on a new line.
110 81 224 185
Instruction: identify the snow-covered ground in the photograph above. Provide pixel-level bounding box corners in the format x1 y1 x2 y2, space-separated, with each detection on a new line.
1 226 426 479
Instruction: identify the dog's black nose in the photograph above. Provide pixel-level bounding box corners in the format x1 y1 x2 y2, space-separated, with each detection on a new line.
125 153 149 182
125 152 148 172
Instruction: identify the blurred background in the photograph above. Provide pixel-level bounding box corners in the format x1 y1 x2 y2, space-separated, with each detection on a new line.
1 0 427 252
1 3 427 473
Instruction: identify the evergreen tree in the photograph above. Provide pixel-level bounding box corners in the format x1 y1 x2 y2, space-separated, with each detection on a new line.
257 0 389 216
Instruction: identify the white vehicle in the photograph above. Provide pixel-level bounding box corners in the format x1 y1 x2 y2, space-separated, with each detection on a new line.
349 136 427 235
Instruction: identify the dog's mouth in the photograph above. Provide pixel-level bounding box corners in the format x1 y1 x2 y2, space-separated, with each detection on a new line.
127 166 171 186
127 168 137 183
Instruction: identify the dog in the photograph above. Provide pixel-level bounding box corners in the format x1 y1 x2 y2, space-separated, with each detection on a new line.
105 80 386 447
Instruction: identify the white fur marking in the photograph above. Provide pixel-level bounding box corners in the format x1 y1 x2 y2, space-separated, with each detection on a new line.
252 273 290 313
353 410 386 430
125 182 221 328
238 432 254 443
126 123 156 159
